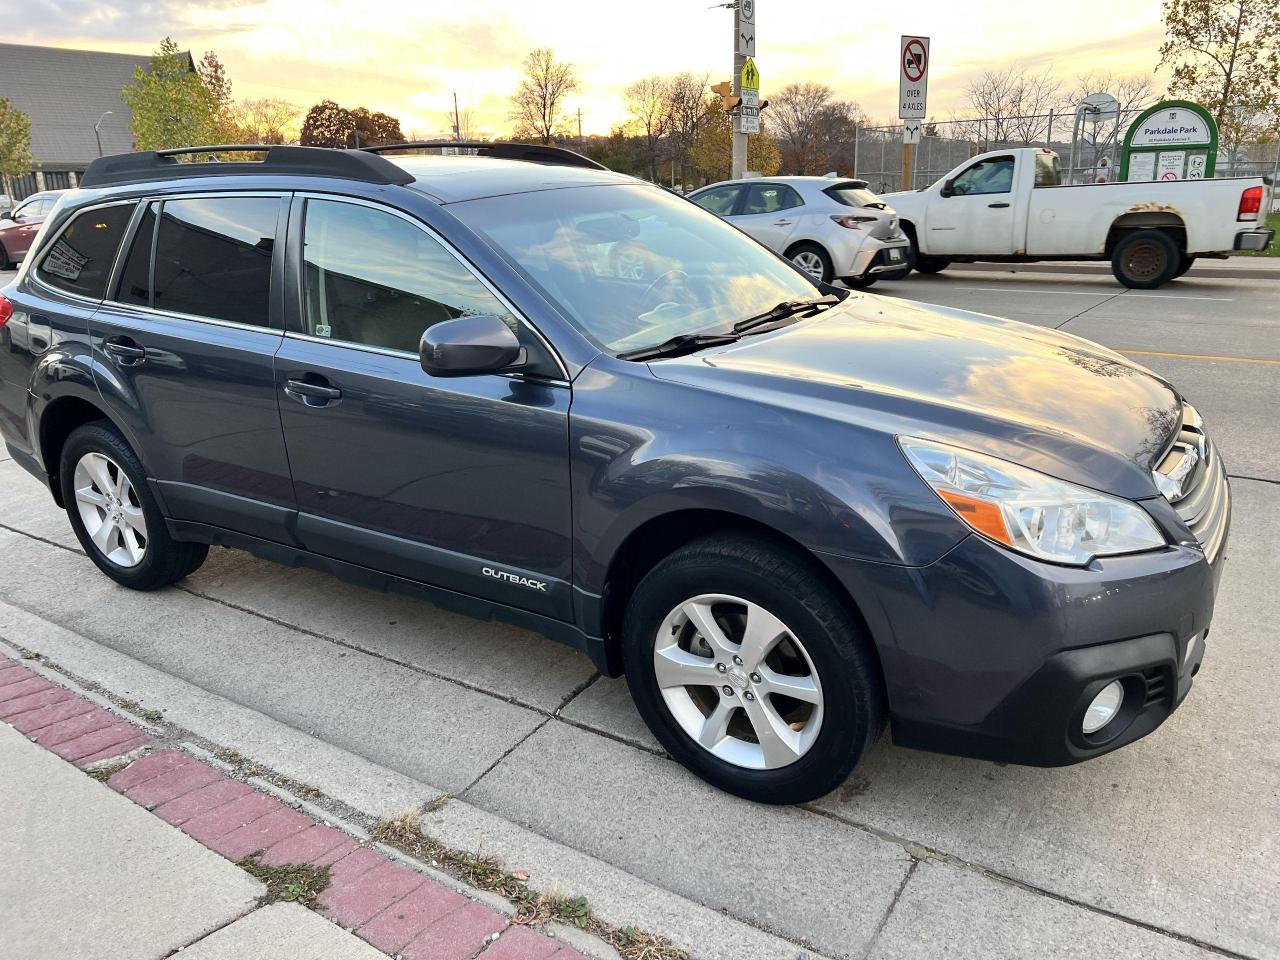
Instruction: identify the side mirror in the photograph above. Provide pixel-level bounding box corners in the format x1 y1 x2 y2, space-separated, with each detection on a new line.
940 180 955 198
419 314 524 378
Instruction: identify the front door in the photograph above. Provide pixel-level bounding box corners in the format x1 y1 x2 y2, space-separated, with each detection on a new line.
925 155 1017 256
275 195 573 619
729 183 803 251
90 194 296 542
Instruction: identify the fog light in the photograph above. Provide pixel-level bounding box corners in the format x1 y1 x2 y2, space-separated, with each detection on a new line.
1083 681 1124 734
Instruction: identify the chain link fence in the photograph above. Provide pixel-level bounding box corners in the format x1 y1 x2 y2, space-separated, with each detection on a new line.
851 111 1280 198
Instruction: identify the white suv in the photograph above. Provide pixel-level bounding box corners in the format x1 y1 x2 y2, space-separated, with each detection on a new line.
688 176 910 287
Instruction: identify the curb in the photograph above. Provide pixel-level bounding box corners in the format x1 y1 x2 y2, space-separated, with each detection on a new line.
0 653 589 960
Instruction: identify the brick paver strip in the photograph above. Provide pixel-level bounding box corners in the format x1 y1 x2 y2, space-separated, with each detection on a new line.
402 901 509 960
0 675 54 703
8 695 97 735
476 926 562 960
76 732 152 767
320 859 425 928
154 778 254 826
124 759 226 809
0 686 72 719
211 806 313 861
0 664 31 686
109 748 197 791
355 879 467 953
310 836 361 868
260 823 353 868
32 706 118 747
325 847 385 886
182 790 282 844
51 721 145 763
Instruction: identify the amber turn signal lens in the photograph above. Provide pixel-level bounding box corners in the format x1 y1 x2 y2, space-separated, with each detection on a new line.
938 490 1013 545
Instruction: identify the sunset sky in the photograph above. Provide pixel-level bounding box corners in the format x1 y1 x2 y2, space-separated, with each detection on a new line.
2 0 1170 136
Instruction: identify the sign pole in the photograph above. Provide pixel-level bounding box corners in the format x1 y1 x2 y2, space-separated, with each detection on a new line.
898 36 929 191
731 0 757 179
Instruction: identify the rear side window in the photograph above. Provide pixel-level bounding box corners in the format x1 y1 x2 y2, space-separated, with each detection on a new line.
152 197 280 327
114 203 157 307
742 184 803 215
35 203 135 300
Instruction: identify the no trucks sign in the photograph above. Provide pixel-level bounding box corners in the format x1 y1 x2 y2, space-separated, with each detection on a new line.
899 36 929 119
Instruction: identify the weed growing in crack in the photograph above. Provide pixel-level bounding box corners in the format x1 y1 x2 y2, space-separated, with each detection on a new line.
371 811 688 960
236 853 330 907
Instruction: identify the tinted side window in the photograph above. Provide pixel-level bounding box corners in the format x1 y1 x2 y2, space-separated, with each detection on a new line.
35 203 135 300
153 197 279 327
692 185 741 216
743 184 803 215
952 157 1015 195
301 199 516 355
114 203 156 307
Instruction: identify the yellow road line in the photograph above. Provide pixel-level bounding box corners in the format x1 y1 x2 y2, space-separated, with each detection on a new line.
1118 349 1280 366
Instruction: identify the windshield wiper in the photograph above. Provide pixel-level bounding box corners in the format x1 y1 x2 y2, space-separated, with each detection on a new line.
733 295 840 334
618 332 741 361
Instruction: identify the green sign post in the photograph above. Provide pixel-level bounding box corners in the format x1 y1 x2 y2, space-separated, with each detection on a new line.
1120 100 1218 182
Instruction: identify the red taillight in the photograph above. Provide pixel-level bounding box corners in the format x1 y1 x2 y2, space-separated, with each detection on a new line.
1238 185 1263 221
0 295 13 328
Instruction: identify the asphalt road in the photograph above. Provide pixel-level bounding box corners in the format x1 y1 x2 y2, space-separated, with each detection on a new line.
1 264 1277 959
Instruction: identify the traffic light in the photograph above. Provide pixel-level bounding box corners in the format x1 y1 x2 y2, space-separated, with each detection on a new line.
710 81 741 112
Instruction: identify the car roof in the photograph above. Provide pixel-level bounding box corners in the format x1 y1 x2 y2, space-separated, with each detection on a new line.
691 176 870 195
386 154 639 204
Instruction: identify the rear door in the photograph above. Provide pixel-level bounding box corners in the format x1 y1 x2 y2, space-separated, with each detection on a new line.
1 195 53 261
730 183 803 252
925 155 1019 255
89 193 297 542
274 194 573 618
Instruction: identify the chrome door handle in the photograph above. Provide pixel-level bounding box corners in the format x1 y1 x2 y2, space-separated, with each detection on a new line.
284 377 342 406
102 336 146 365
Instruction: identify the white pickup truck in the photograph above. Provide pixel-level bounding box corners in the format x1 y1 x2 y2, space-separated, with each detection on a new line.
883 147 1273 287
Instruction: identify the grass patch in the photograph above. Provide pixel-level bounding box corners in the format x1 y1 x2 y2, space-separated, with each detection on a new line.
86 759 129 782
237 853 330 907
372 811 688 960
1236 212 1279 256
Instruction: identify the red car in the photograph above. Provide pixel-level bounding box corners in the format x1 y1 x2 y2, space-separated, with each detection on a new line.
0 191 63 270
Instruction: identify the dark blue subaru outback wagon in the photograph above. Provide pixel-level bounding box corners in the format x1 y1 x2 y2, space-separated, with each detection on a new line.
0 143 1228 803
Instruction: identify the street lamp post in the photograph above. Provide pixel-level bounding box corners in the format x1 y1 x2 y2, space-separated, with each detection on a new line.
94 111 114 157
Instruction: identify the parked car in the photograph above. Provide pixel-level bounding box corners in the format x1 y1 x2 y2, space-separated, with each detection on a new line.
687 176 910 287
883 148 1273 287
0 144 1227 804
0 194 15 217
0 191 64 270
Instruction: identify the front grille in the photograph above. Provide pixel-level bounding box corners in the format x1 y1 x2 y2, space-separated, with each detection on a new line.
1153 403 1230 563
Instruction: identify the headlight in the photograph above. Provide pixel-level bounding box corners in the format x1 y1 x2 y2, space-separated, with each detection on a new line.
899 437 1166 565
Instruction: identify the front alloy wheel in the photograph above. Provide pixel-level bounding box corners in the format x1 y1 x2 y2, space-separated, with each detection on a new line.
73 451 147 567
654 594 823 770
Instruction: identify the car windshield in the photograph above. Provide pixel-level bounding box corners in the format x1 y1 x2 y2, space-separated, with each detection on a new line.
450 183 820 354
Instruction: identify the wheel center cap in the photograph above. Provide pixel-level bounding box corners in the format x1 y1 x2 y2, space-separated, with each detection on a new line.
727 668 750 691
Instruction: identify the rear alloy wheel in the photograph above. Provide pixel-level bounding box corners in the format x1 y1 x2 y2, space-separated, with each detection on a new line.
789 243 834 285
60 421 208 590
623 533 885 804
1111 230 1180 289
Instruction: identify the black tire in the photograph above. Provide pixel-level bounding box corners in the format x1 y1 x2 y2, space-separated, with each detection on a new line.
59 421 207 590
843 274 878 289
0 242 12 272
878 266 912 281
1173 254 1196 278
1111 230 1180 289
622 533 886 804
788 243 834 285
905 232 950 274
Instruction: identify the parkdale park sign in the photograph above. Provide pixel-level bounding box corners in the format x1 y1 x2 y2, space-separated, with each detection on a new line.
1120 100 1218 182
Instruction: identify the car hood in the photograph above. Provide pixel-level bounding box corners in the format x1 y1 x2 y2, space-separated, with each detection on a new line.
648 295 1182 499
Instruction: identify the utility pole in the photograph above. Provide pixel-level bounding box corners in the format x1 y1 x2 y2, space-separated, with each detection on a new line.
453 91 462 141
730 3 747 179
577 108 583 142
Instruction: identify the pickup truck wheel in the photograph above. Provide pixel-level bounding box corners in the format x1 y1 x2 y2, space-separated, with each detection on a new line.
622 533 885 804
788 243 834 285
843 274 878 289
60 422 208 590
1174 254 1196 278
1112 230 1179 288
906 236 950 274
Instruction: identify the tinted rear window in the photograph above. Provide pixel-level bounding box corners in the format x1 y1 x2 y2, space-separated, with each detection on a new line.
35 203 135 300
152 197 280 327
824 184 882 207
114 203 156 307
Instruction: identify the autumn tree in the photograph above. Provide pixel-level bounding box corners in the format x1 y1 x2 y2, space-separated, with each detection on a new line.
1160 0 1280 151
300 101 353 147
769 83 866 174
690 97 780 182
0 98 33 183
666 72 711 188
350 107 404 147
510 48 579 144
121 38 222 150
961 66 1064 144
234 98 300 144
624 75 672 182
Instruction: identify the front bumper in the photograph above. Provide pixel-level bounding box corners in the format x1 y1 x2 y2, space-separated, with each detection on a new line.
1234 228 1274 252
844 236 911 279
822 522 1226 766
